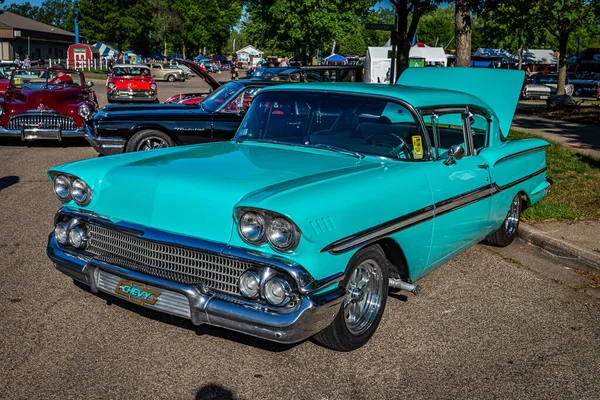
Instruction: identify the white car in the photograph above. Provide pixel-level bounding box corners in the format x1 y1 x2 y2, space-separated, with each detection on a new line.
523 74 573 99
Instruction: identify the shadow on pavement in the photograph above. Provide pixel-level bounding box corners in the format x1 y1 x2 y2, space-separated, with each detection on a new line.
0 137 90 148
195 384 237 400
73 280 302 353
0 175 19 191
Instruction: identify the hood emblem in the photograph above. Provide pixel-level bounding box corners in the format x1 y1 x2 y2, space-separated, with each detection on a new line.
37 103 52 112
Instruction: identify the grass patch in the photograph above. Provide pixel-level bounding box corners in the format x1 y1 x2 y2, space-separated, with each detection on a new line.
82 71 109 80
508 130 600 222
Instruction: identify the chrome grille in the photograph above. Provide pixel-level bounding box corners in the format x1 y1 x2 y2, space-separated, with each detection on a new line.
86 224 251 296
8 114 77 130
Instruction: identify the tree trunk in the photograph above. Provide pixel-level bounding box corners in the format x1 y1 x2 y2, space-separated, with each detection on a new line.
518 46 522 70
557 37 568 95
455 0 471 67
393 0 410 81
164 39 167 59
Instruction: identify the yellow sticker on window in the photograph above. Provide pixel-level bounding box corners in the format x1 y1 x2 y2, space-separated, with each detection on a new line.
412 136 423 159
14 78 21 84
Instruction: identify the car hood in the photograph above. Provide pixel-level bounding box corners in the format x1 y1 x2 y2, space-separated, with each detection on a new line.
398 68 524 139
94 103 205 119
9 86 87 108
52 142 383 243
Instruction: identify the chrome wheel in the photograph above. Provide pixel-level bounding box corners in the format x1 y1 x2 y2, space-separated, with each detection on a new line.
344 259 384 335
137 137 169 151
504 196 521 236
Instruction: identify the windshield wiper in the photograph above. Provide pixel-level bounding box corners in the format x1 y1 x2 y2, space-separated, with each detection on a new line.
311 144 365 159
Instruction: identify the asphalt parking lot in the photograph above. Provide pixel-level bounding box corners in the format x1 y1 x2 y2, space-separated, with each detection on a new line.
1 142 600 399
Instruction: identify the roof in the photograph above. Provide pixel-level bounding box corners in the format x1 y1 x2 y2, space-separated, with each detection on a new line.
261 82 490 111
523 49 557 65
0 11 74 36
409 45 447 64
236 45 263 56
367 47 391 59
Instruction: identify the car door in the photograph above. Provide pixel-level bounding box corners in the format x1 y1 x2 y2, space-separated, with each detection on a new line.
211 86 265 141
421 109 493 268
150 64 161 79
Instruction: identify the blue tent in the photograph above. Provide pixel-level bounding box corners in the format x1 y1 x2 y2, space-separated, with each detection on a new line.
194 54 209 61
324 53 348 63
146 51 166 60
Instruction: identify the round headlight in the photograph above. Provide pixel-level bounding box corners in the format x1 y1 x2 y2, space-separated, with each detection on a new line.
54 222 68 244
108 82 115 89
239 211 265 243
71 179 91 205
150 83 157 90
267 218 297 251
78 104 91 119
238 271 260 298
68 225 87 249
263 277 291 306
54 175 71 201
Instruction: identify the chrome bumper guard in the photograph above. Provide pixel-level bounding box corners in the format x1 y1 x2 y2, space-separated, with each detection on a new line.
47 213 344 344
107 90 157 102
84 125 125 155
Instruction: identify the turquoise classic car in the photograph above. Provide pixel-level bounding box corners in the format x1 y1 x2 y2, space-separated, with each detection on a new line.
46 68 551 351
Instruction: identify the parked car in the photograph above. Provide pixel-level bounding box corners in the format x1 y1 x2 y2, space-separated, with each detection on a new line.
164 59 222 105
567 72 599 96
522 74 574 99
167 61 195 78
47 68 551 351
146 62 185 82
0 68 97 141
0 71 9 97
86 79 282 154
106 64 158 103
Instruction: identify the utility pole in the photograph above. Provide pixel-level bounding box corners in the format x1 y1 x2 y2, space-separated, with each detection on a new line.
74 1 80 44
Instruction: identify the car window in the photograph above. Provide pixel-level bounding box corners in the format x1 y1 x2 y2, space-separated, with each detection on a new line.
421 110 488 158
236 91 428 160
470 113 488 151
202 81 244 112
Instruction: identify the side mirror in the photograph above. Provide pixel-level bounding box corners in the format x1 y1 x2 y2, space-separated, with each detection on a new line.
86 81 94 88
444 144 465 165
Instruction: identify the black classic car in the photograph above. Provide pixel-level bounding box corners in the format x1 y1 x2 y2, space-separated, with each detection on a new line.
85 79 284 155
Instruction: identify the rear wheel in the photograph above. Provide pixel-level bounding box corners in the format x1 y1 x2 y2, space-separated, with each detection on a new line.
483 194 522 247
126 129 175 152
313 245 389 351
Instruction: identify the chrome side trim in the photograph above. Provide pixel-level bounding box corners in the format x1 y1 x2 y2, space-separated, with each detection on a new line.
322 167 547 254
493 145 550 166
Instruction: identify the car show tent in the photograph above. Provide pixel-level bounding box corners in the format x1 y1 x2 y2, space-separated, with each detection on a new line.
409 43 448 66
324 53 348 64
94 42 118 58
364 46 391 83
236 45 264 66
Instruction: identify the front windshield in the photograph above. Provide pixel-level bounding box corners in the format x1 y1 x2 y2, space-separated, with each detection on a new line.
235 91 427 160
112 66 150 77
202 81 243 112
11 69 82 88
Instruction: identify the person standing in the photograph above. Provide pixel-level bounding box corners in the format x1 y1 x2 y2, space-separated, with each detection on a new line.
14 54 21 68
279 57 289 67
23 55 31 69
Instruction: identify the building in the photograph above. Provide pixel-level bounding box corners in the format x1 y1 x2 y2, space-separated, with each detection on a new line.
0 11 75 62
235 45 263 67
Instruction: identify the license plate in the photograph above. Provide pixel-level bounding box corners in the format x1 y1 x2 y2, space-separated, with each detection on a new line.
540 95 548 99
115 279 161 306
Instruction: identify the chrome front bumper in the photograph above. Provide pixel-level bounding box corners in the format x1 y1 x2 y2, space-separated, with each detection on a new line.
107 89 157 102
0 127 86 140
84 125 125 155
47 234 344 344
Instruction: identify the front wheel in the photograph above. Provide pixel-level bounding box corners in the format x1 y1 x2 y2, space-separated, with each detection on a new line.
483 194 522 247
167 75 176 82
125 129 175 152
313 245 389 351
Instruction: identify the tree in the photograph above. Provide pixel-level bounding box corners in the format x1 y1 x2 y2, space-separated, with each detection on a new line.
148 0 183 57
244 0 376 62
390 0 440 79
2 2 39 19
417 6 454 47
454 0 471 66
535 0 600 95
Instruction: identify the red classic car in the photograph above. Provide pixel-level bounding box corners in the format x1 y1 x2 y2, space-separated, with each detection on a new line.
106 64 158 103
164 59 221 104
0 71 9 98
0 68 97 141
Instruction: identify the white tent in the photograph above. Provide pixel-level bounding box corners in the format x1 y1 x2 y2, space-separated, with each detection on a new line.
364 46 391 83
522 49 558 65
474 48 518 63
409 44 447 66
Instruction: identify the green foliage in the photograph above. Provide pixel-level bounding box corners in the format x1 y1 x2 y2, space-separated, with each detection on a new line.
243 0 376 60
417 6 454 47
3 0 74 30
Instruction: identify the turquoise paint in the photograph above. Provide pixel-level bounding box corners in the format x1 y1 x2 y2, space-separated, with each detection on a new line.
49 72 549 286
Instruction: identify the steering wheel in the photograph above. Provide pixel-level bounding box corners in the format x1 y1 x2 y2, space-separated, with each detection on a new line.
363 133 413 159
